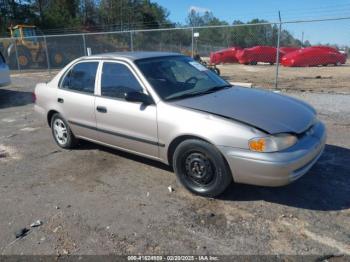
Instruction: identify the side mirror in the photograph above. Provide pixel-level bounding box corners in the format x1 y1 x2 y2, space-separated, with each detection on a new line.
124 91 153 105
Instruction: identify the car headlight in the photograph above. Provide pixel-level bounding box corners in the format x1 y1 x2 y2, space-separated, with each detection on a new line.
248 133 297 152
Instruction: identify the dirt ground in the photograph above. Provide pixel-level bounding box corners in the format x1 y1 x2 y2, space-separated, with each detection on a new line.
215 60 350 94
0 70 349 258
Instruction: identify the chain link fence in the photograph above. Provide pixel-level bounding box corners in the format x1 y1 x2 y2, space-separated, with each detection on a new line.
0 17 349 91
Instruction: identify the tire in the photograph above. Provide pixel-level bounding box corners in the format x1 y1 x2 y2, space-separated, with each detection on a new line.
173 139 232 197
17 50 31 69
51 113 78 149
210 67 220 75
213 67 221 75
8 54 19 70
49 51 65 68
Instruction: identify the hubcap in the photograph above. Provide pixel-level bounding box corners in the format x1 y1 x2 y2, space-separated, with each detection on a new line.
18 55 28 66
53 119 68 145
185 152 214 186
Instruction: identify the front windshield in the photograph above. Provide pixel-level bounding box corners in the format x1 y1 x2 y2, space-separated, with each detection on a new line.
135 56 230 101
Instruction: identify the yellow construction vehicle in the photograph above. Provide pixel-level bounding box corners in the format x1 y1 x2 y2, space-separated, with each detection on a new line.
1 25 65 69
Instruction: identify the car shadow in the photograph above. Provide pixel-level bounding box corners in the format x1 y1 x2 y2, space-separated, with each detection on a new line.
78 140 173 172
220 144 350 211
0 89 34 109
76 141 349 211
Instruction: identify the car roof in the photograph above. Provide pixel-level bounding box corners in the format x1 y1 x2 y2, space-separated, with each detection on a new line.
82 51 184 61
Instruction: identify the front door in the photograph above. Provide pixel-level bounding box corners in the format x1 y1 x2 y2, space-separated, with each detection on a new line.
95 61 159 158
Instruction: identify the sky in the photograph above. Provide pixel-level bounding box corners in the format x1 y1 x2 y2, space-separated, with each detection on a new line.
155 0 350 46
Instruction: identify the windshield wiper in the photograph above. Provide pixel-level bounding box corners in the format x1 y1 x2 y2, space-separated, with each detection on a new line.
166 91 205 101
166 84 232 101
201 84 232 94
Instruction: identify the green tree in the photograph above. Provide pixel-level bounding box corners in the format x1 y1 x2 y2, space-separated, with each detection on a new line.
42 0 80 30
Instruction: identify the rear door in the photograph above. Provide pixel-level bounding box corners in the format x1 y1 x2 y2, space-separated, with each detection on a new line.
56 61 100 140
94 60 159 158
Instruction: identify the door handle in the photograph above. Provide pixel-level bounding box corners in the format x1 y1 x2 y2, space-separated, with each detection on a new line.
57 98 64 103
96 106 107 113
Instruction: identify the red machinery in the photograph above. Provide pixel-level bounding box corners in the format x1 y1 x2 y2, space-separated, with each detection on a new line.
209 46 242 64
236 46 279 65
281 46 347 67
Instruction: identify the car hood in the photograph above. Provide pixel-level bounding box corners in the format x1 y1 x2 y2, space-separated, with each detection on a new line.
170 86 316 134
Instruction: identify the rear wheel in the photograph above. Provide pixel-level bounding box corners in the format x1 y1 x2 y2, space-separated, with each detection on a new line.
51 113 78 149
50 52 65 68
173 139 232 197
17 50 31 69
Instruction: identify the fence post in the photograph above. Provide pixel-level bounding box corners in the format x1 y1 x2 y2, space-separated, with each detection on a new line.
130 31 134 51
43 36 51 73
274 11 282 89
12 38 20 71
82 33 87 55
191 27 194 57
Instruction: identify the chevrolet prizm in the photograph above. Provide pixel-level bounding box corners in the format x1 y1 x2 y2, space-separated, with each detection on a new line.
34 52 326 197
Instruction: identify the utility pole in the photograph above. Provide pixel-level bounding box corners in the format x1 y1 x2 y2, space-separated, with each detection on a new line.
120 0 123 31
274 11 282 89
301 31 304 47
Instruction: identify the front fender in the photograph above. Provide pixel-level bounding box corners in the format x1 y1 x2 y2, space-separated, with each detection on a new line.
157 102 266 164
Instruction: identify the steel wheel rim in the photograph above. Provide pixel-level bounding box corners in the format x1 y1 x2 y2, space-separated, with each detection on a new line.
53 119 68 145
184 152 215 187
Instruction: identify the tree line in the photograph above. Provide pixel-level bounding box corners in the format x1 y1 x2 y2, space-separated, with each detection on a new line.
0 0 343 50
0 0 173 35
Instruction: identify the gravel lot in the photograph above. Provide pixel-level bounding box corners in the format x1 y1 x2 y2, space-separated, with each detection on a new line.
0 71 349 257
217 60 350 94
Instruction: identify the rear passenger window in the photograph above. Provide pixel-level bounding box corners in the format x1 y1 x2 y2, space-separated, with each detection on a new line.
61 62 98 94
101 62 143 99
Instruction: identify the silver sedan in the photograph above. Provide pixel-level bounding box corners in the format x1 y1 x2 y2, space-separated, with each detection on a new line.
34 52 326 197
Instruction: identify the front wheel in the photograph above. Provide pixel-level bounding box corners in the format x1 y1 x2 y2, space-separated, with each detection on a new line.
173 139 232 197
210 67 220 75
51 113 78 149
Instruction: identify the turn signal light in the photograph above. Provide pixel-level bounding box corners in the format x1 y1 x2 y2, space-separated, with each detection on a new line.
248 138 266 152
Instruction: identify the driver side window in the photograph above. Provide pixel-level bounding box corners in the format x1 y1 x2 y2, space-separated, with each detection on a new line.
100 62 143 99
